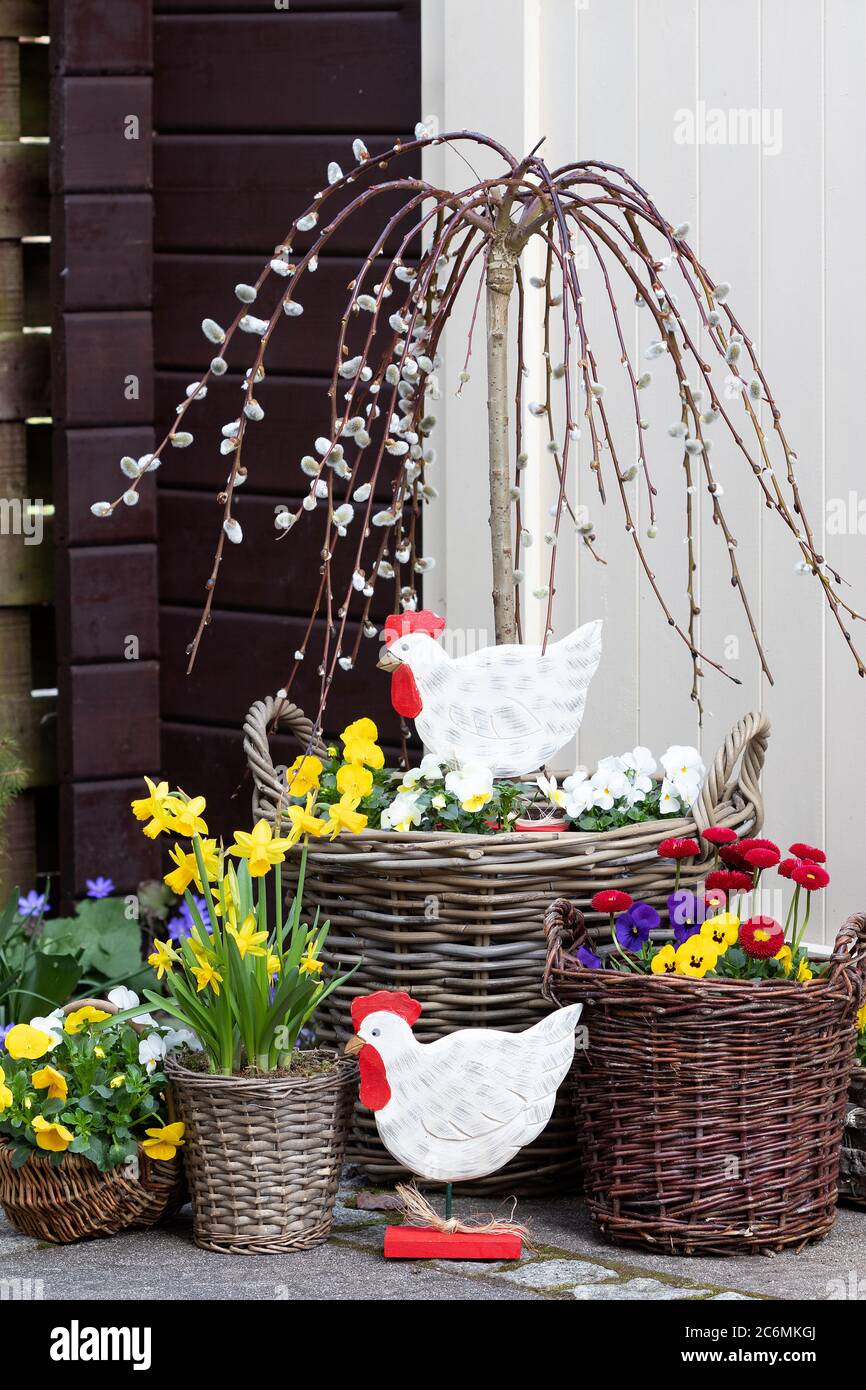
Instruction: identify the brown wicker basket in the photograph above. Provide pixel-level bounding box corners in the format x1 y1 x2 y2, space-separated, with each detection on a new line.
0 999 186 1243
840 1066 866 1208
166 1051 355 1255
543 899 866 1255
243 695 769 1192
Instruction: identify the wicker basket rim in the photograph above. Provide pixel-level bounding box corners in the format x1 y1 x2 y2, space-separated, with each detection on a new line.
165 1050 356 1095
0 1135 179 1170
286 811 714 848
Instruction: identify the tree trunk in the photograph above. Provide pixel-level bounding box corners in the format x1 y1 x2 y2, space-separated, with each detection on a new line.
485 240 517 646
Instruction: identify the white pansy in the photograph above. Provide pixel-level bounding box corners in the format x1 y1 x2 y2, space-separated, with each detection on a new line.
381 790 423 832
162 1027 203 1053
419 754 443 781
563 776 594 820
658 779 682 815
536 772 566 808
590 766 630 810
107 986 139 1010
660 745 705 804
28 1009 64 1049
138 1033 167 1074
444 762 494 813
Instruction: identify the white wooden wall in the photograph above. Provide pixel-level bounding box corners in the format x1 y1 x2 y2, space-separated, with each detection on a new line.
422 0 866 938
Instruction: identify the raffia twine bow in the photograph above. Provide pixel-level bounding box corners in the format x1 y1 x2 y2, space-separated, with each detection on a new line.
395 1183 534 1246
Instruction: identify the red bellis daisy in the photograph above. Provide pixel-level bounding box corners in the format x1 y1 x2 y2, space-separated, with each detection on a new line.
658 837 700 860
705 868 753 894
591 890 633 915
744 846 781 871
791 861 830 892
701 827 738 847
737 837 781 858
740 916 785 959
777 857 798 880
789 842 826 864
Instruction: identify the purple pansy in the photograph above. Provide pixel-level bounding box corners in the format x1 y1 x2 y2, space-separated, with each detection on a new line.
17 889 47 918
0 1023 12 1051
667 890 703 943
615 909 651 952
577 944 602 970
86 876 115 899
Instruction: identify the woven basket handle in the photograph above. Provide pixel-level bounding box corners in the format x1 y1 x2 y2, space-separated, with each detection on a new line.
827 912 866 1003
243 693 327 826
542 897 589 1004
692 710 771 831
62 997 147 1035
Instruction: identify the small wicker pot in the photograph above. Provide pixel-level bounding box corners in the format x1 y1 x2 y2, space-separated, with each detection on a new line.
166 1052 355 1255
0 1140 185 1244
840 1066 866 1207
543 900 866 1256
244 694 769 1193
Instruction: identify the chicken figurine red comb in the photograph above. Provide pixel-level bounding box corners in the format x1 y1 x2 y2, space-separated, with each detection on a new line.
377 612 603 774
344 988 582 1260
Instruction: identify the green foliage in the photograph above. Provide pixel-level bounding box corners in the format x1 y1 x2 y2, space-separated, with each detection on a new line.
0 1014 172 1172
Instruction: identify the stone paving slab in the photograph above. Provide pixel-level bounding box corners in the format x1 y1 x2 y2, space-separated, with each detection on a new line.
0 1183 863 1301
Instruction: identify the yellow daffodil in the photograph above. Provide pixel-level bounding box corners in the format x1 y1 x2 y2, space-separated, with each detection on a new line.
31 1065 68 1100
164 838 219 895
229 819 293 877
148 938 180 980
342 737 385 770
0 1065 12 1112
675 936 719 979
286 754 323 798
4 1024 53 1061
187 931 213 967
858 1002 866 1033
286 793 328 846
700 911 739 955
31 1116 74 1153
341 718 378 744
64 1005 111 1035
336 763 373 799
131 777 175 839
163 794 208 838
775 944 793 977
141 1122 186 1162
327 797 368 839
267 953 281 978
191 960 223 994
650 943 678 975
299 942 324 977
228 912 269 960
109 1074 125 1089
797 959 814 983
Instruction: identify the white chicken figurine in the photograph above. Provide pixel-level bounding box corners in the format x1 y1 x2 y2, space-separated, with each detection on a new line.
376 610 602 777
344 990 582 1184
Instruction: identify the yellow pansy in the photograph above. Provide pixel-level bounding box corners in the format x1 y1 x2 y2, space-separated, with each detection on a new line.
164 794 208 838
227 913 269 961
299 943 324 978
0 1065 12 1112
141 1122 186 1162
4 1024 53 1061
775 944 793 977
286 793 328 847
336 763 373 800
650 943 678 975
148 938 180 980
31 1116 74 1153
326 797 368 839
286 754 324 798
109 1074 125 1089
229 819 293 877
64 1005 111 1035
700 912 739 954
675 936 719 978
341 718 378 744
342 737 385 771
857 1002 866 1033
31 1065 68 1100
93 1046 105 1059
191 960 223 994
131 777 175 839
797 959 814 983
164 838 219 895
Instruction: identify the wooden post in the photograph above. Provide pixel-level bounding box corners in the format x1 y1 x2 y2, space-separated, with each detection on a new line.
485 239 517 647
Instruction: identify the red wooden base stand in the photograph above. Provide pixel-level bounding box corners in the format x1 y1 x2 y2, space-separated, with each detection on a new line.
383 1225 522 1260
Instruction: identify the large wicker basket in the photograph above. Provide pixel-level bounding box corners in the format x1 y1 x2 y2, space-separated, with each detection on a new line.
0 999 185 1243
244 695 769 1192
166 1051 355 1255
543 899 866 1256
840 1066 866 1207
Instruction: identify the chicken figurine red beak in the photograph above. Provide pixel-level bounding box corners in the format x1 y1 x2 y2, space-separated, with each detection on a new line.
344 987 582 1261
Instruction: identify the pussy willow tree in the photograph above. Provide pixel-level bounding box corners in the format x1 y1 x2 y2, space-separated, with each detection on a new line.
92 126 864 738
